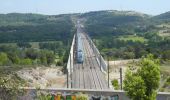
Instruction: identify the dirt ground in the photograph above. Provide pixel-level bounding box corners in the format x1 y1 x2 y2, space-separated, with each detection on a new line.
17 66 66 88
109 59 138 84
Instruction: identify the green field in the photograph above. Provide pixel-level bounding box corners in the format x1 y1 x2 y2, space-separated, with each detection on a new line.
160 63 170 76
160 62 170 92
157 23 170 37
118 35 147 43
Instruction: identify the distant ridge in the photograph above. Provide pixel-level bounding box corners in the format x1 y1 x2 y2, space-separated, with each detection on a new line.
152 11 170 21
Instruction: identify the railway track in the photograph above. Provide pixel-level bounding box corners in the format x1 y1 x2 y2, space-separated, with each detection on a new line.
72 29 108 89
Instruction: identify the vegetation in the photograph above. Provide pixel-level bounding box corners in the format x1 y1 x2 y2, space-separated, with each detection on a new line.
76 93 88 100
0 45 55 66
118 35 147 43
0 13 74 43
124 54 160 100
0 73 25 100
80 10 170 61
0 10 170 97
111 79 119 90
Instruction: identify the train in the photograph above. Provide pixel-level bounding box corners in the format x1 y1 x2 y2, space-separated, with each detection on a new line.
76 31 84 63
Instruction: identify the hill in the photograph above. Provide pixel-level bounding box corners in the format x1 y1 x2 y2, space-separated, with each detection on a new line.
152 11 170 23
0 10 169 59
79 10 170 61
0 13 47 26
81 10 151 37
0 13 75 43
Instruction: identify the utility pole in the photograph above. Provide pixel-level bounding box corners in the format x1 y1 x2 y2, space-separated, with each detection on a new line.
67 69 69 88
120 68 123 90
107 56 110 88
70 53 72 88
100 54 102 71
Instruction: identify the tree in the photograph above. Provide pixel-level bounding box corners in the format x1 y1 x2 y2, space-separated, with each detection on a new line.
0 74 24 100
7 52 20 64
123 52 135 59
19 58 32 65
39 50 55 65
124 70 146 100
162 50 170 60
139 54 160 100
0 52 8 65
124 54 160 100
111 79 119 90
17 42 31 48
25 49 39 60
76 93 88 100
46 51 55 65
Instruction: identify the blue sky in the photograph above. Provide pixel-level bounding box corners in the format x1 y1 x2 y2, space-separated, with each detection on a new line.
0 0 169 15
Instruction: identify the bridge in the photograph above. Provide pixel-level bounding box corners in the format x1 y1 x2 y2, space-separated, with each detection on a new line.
67 21 109 89
64 20 170 99
20 20 170 100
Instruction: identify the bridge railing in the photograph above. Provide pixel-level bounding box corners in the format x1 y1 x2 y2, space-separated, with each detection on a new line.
20 87 170 100
67 35 75 88
85 34 107 72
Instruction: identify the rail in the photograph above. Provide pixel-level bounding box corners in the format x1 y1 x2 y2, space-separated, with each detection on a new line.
67 35 75 88
85 34 107 72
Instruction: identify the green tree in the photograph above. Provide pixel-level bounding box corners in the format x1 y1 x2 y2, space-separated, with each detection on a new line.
124 70 146 100
17 42 31 48
124 54 160 100
46 51 55 65
0 52 8 65
162 50 170 60
20 58 32 65
39 53 47 65
139 54 160 100
76 93 88 100
7 52 20 64
0 74 24 100
25 49 39 60
123 52 135 59
112 79 119 90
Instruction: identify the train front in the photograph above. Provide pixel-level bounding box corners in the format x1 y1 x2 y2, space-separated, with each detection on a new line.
76 33 84 64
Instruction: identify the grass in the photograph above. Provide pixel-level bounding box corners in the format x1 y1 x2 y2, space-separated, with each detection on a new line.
160 63 170 77
118 35 147 43
159 62 170 92
30 42 39 48
0 43 17 46
156 23 170 37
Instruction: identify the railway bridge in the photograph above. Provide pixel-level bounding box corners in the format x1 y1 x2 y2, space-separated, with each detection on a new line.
21 21 170 100
67 21 110 89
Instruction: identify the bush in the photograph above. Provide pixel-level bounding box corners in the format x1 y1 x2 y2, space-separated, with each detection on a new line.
167 77 170 82
0 52 9 65
112 79 119 90
19 58 32 65
76 93 88 100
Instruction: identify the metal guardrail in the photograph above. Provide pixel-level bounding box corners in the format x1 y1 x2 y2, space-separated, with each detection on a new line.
67 35 75 88
85 34 107 72
85 34 114 89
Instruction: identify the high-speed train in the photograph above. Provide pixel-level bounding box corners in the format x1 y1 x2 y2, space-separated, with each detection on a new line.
76 32 84 63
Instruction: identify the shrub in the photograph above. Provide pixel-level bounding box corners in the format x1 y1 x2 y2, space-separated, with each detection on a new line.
112 79 119 90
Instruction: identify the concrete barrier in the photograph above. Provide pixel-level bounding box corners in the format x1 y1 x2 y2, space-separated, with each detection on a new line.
20 88 170 100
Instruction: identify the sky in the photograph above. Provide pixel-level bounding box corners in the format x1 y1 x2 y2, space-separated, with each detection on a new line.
0 0 169 15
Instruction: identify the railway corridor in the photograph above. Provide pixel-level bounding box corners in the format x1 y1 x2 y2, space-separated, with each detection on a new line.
72 32 108 89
